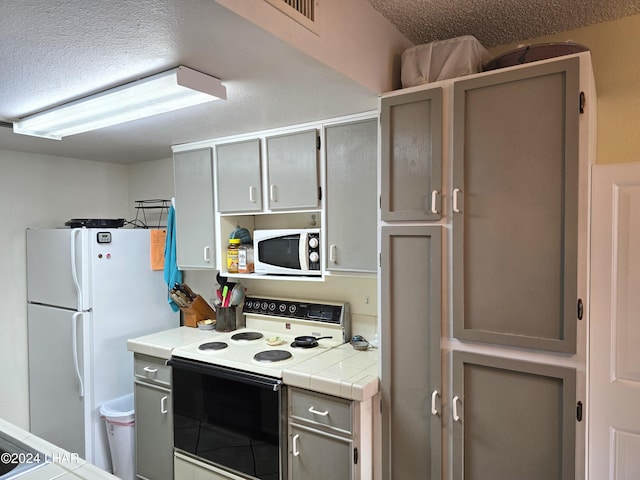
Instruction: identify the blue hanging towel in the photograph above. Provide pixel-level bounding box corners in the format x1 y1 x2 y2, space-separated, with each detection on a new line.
164 205 182 312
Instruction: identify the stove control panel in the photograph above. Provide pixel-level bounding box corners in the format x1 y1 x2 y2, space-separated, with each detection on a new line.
243 296 347 325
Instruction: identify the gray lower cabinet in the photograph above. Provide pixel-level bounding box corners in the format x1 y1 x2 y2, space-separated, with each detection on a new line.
380 226 442 480
324 118 377 273
452 352 576 480
288 388 357 480
266 129 319 210
452 56 582 353
215 138 262 213
173 148 215 269
380 88 443 221
134 354 173 480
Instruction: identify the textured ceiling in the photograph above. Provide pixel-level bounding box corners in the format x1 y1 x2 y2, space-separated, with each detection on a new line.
0 0 378 164
367 0 640 47
1 0 640 164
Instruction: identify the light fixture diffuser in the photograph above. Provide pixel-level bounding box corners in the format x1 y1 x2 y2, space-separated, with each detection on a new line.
13 66 226 140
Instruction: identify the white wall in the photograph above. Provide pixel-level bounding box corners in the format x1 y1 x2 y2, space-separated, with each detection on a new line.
216 0 412 93
127 157 175 227
0 150 173 429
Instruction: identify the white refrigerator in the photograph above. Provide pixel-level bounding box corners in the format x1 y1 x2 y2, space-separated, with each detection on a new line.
26 227 178 471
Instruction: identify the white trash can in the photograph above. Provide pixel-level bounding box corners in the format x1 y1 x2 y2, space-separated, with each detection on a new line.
100 393 135 480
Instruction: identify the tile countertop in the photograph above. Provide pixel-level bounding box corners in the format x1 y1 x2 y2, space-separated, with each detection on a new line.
127 327 380 402
126 326 226 360
0 418 117 479
282 343 379 402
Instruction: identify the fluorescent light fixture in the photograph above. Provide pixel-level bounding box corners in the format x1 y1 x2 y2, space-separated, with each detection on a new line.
13 66 226 140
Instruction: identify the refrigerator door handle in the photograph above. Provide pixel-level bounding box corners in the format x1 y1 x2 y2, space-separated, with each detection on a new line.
70 228 84 310
71 312 85 397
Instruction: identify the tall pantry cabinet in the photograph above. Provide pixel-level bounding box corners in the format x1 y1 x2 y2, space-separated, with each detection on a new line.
379 52 595 480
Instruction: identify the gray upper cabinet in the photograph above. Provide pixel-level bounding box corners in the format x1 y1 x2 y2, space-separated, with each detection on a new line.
381 88 443 221
266 129 319 210
216 139 262 213
325 119 377 273
380 226 442 480
452 352 576 480
452 57 581 352
173 148 215 269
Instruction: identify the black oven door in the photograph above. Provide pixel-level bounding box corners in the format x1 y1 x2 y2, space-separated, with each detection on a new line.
167 357 286 480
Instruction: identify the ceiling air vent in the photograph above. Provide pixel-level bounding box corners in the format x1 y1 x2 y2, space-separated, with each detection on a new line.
265 0 317 32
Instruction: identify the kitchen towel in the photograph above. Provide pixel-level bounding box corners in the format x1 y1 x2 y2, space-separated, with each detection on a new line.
163 205 182 312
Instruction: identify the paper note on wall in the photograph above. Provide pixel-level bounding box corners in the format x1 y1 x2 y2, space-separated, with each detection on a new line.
150 229 167 270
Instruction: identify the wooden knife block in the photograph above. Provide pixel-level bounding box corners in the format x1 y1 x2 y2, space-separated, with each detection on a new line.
180 295 216 327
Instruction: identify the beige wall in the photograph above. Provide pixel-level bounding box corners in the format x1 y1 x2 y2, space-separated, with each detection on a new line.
491 13 640 165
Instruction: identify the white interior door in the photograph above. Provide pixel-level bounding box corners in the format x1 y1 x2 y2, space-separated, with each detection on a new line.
589 163 640 479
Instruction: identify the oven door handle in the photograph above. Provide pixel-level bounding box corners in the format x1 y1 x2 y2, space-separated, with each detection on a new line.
167 356 283 391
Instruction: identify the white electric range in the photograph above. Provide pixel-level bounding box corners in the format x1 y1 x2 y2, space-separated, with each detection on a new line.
168 296 350 480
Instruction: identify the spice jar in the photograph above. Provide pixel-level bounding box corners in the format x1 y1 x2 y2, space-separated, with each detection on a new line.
227 238 241 273
238 244 254 273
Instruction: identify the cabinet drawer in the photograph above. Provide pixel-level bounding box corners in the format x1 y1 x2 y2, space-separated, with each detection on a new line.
134 354 171 386
290 388 352 434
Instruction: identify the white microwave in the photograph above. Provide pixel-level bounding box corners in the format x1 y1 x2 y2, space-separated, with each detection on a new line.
253 228 321 276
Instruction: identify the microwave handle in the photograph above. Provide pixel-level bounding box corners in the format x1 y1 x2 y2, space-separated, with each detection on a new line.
299 232 310 271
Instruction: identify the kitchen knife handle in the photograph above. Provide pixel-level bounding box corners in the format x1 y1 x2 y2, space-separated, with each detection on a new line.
160 396 168 414
431 390 439 415
430 190 439 214
292 434 300 457
72 312 84 398
452 395 461 422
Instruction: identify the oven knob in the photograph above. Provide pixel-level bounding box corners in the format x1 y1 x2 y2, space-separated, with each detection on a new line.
261 302 268 310
289 305 297 314
309 251 319 263
309 237 319 248
279 304 287 313
269 302 276 311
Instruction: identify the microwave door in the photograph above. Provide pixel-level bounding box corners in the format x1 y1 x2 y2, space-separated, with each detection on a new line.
260 234 302 273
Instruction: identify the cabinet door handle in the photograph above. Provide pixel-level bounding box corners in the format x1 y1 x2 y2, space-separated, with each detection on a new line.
329 244 337 264
143 366 158 375
203 246 211 262
160 395 168 414
430 190 439 214
308 406 329 416
292 434 300 457
249 186 256 203
431 390 439 415
453 188 461 213
269 184 277 202
452 395 461 422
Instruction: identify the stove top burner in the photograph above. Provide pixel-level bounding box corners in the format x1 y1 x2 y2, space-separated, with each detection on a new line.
198 341 228 351
232 331 264 341
291 341 318 349
253 350 293 363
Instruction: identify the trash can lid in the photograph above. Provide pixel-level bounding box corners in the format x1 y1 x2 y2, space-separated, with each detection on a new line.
100 393 134 419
